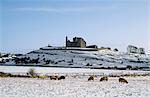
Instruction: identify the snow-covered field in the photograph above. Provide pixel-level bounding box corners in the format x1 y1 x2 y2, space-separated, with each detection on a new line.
0 76 150 97
0 66 150 97
0 66 150 76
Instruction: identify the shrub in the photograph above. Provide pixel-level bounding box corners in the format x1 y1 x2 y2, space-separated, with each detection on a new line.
45 60 50 64
0 72 12 77
68 63 73 65
43 58 45 61
86 63 92 66
71 59 74 63
126 65 132 70
114 48 118 52
28 68 36 77
38 75 48 79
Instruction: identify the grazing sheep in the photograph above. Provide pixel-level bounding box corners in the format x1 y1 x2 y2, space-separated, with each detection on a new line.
119 78 128 84
88 76 94 81
58 76 65 80
100 76 108 82
50 75 59 80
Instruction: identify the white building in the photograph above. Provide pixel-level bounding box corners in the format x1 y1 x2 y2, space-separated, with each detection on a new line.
138 48 145 54
127 45 145 54
127 45 138 53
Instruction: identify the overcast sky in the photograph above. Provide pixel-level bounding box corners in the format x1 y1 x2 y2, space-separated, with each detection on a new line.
0 0 150 53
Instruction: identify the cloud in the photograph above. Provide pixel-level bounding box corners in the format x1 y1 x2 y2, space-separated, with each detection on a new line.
13 6 117 13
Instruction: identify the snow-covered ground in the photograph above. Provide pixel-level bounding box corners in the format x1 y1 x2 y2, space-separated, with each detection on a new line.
1 47 150 97
0 66 150 76
0 66 150 97
0 76 150 97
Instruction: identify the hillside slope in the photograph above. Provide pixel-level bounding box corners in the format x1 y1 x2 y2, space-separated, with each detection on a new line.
13 46 150 70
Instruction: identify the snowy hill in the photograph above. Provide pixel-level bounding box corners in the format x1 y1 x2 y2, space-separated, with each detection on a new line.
7 46 149 70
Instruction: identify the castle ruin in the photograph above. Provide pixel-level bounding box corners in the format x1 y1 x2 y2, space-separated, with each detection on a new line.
66 36 86 48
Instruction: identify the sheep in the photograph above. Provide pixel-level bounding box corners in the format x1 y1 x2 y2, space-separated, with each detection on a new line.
88 76 94 81
119 78 128 84
100 76 108 82
49 75 59 80
58 76 65 80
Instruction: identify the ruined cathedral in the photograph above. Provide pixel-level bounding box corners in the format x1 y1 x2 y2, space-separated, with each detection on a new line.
66 36 86 48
